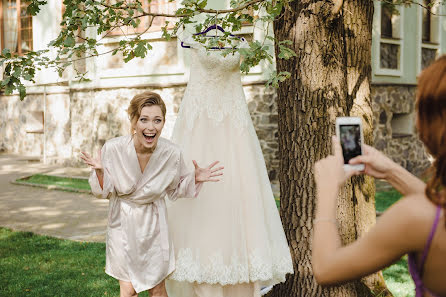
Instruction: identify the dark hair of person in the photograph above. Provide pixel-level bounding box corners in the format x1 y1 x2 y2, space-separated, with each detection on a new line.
416 55 446 225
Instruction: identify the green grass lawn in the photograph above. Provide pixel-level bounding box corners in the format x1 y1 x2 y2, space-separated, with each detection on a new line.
2 181 411 296
0 228 121 297
375 189 403 213
375 189 414 297
15 174 91 192
0 228 154 297
382 256 415 297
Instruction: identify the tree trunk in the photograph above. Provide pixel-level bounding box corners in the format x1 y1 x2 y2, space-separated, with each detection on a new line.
269 1 393 296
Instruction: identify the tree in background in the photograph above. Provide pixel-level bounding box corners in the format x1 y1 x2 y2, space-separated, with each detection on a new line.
271 1 390 296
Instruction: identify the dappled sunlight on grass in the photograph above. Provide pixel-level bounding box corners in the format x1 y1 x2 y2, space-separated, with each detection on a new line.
375 189 403 213
383 256 415 297
0 228 119 296
16 174 91 191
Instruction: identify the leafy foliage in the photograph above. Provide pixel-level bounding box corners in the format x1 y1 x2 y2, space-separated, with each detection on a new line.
1 0 440 99
0 0 297 99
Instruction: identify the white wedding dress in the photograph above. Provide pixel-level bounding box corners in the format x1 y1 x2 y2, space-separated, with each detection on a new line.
166 39 293 297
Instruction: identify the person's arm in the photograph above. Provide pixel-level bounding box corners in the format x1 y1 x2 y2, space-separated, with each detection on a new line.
313 196 420 284
312 137 421 284
349 144 425 196
94 169 104 189
82 144 113 199
166 153 223 201
383 162 425 196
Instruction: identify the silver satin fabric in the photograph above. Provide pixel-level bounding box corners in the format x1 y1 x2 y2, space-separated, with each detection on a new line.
89 135 201 293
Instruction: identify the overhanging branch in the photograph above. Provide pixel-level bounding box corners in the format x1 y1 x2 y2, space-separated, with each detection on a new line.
378 0 446 16
95 0 263 17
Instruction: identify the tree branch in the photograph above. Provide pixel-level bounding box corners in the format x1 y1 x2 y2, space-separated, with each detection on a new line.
69 16 156 64
95 0 264 17
378 0 446 16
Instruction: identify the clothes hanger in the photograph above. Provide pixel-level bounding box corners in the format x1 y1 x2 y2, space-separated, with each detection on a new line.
181 11 245 49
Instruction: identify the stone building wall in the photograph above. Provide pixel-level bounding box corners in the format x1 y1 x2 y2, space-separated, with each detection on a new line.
0 83 281 187
371 84 431 176
0 82 431 190
0 90 71 160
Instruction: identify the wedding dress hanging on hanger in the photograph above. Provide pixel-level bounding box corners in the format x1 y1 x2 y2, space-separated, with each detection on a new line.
165 32 293 297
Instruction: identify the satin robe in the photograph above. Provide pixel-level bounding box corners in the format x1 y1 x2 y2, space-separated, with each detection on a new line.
89 135 201 293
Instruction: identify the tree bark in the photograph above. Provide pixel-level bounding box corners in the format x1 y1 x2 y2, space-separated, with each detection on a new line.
269 1 393 296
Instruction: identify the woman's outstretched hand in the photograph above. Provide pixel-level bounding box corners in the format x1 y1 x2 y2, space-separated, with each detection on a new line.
193 160 224 183
80 150 103 171
349 144 395 179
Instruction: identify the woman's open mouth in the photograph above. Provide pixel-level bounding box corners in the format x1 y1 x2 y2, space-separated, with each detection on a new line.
143 132 156 143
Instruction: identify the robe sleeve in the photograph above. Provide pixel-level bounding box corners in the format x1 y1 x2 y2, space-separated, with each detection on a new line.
166 151 203 201
88 142 114 199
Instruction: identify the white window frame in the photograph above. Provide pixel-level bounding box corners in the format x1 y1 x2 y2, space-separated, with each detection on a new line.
417 1 442 74
373 1 404 77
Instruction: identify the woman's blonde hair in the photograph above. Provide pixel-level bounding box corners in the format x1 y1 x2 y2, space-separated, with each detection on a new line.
127 91 166 133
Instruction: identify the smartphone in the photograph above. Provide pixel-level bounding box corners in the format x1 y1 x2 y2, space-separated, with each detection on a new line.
335 117 365 171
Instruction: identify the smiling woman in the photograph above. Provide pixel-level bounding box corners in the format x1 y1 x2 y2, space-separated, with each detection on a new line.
79 91 224 297
128 92 167 171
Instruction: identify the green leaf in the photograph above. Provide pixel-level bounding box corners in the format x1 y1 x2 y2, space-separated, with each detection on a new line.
2 48 11 58
5 83 15 95
4 63 11 74
279 40 293 46
278 42 296 60
1 76 10 87
64 35 76 47
124 51 135 63
23 73 33 81
12 66 22 78
134 42 147 58
19 85 27 100
26 0 47 16
267 2 283 16
197 0 207 9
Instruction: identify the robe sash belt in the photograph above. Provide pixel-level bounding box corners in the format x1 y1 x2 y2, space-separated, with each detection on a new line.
117 193 170 263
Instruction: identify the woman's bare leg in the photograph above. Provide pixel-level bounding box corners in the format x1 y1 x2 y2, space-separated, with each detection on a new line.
149 280 168 297
119 280 138 297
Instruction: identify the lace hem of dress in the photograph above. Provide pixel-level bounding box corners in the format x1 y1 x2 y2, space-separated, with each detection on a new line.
169 247 294 285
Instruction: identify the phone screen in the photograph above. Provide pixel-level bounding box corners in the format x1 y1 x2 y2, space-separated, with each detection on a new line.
339 124 362 164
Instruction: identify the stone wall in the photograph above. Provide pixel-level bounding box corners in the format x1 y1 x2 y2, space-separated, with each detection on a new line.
371 84 431 176
0 82 431 191
245 85 279 191
0 90 71 160
0 83 281 188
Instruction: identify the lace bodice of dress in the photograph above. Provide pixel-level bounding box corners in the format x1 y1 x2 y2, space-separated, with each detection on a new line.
179 46 251 131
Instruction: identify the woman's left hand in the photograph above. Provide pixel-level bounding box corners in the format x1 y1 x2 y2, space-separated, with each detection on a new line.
193 160 224 183
314 136 356 192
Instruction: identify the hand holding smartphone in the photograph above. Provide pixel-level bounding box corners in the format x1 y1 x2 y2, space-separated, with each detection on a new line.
335 117 365 171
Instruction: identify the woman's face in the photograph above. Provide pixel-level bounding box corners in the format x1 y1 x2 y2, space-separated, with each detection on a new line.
134 105 165 152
